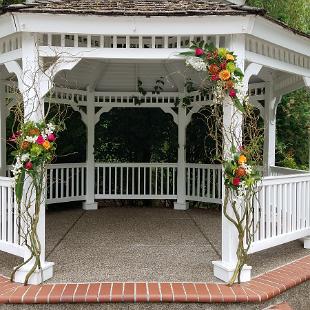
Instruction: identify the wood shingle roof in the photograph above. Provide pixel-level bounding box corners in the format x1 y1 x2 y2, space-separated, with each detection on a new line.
1 0 265 16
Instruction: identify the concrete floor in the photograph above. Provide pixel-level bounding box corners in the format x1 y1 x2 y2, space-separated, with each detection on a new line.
0 204 309 284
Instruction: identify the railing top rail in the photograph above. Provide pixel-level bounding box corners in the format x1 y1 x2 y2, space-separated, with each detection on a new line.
262 172 310 185
95 162 178 167
47 163 87 169
0 176 15 187
270 165 309 174
185 163 222 169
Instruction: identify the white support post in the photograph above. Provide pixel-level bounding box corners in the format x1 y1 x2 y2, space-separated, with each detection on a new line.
304 237 310 249
174 105 189 210
213 34 252 283
263 81 277 176
83 91 98 210
12 32 54 285
0 81 6 177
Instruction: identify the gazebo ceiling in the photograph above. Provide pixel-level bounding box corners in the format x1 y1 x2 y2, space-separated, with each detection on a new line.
1 0 265 17
54 59 187 92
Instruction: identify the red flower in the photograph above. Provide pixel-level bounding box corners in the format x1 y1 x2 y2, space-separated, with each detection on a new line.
229 89 237 97
233 177 241 186
47 133 56 142
24 161 33 170
206 52 212 59
211 74 220 81
195 48 204 57
36 135 45 145
220 61 227 70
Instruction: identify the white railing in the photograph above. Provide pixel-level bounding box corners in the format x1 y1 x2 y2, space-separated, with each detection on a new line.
95 163 177 199
0 177 24 257
46 163 87 204
270 165 308 176
250 173 310 253
186 164 222 204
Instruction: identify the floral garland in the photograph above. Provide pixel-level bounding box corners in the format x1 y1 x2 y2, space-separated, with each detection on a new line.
179 42 262 285
10 121 58 285
180 41 245 112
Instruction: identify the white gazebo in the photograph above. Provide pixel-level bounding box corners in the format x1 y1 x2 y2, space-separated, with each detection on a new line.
0 0 309 284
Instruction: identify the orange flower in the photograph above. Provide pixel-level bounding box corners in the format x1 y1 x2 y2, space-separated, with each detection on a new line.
42 140 51 150
238 155 247 165
226 80 234 89
21 141 30 150
235 167 246 177
209 64 220 75
219 70 231 81
29 128 40 136
226 54 235 61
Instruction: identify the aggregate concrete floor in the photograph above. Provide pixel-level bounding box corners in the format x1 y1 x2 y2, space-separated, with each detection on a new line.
0 204 309 285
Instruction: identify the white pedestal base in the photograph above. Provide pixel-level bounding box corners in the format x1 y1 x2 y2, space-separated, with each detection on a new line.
83 202 98 210
304 236 310 249
174 202 189 210
12 261 54 285
213 261 252 283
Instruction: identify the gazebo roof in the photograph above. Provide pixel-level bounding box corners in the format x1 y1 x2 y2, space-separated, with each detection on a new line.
1 1 309 40
1 0 265 17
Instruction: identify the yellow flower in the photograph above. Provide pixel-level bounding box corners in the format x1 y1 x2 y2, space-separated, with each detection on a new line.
42 140 51 150
238 155 247 165
226 54 235 61
219 70 231 81
218 48 228 57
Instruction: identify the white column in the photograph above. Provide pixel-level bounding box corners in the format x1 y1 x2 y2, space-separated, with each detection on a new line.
213 34 251 283
263 81 277 176
13 33 54 285
174 105 189 210
83 92 98 210
0 81 6 177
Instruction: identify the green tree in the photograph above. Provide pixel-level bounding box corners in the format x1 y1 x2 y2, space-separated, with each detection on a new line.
246 0 309 33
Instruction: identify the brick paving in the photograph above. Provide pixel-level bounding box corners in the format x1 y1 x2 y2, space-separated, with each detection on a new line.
0 255 309 304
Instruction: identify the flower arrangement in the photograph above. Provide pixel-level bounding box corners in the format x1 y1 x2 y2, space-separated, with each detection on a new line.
9 121 58 285
11 122 56 180
223 147 261 197
180 41 245 112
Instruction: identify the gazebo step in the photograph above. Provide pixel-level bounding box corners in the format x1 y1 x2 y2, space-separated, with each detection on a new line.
0 255 309 304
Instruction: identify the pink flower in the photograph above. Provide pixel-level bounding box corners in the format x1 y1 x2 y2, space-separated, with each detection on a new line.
47 133 56 142
195 48 204 57
233 177 241 186
211 74 220 81
36 135 45 145
229 89 237 97
24 161 33 170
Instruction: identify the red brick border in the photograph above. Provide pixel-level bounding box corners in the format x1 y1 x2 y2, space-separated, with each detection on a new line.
0 255 309 304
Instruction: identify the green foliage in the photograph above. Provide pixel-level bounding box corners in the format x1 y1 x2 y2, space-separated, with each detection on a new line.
246 0 309 34
94 108 178 163
276 89 310 168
